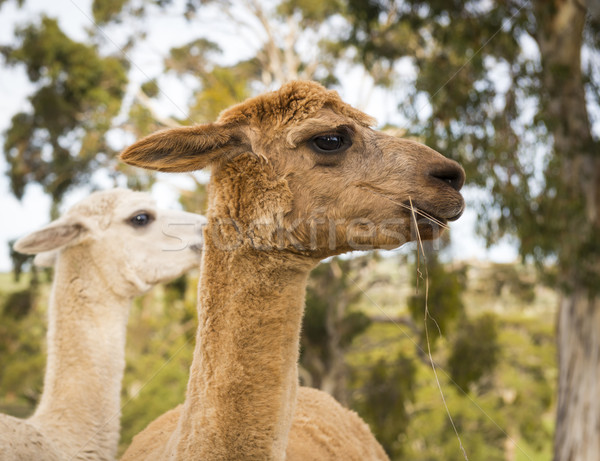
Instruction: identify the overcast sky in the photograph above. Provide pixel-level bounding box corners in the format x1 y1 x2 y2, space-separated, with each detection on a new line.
0 0 519 272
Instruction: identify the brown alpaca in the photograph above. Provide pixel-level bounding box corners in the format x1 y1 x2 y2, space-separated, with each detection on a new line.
119 81 465 460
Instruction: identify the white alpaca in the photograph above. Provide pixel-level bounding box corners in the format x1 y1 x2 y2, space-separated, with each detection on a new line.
0 188 205 461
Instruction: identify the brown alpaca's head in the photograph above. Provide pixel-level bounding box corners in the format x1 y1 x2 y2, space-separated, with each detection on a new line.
121 81 464 258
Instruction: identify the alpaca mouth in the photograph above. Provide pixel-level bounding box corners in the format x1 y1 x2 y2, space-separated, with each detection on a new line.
408 200 465 226
411 208 448 228
447 206 465 221
435 204 465 222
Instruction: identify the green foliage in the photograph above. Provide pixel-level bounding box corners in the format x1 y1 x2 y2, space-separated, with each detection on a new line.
277 0 343 24
344 0 420 72
303 274 372 349
403 383 507 461
0 274 47 414
165 38 222 77
2 16 128 212
303 286 328 344
7 239 33 283
2 289 34 319
126 102 162 138
0 258 557 460
488 263 536 304
448 313 499 390
163 38 260 124
140 79 159 98
0 0 24 8
496 317 555 451
92 0 128 24
301 256 373 401
188 65 256 123
339 0 600 292
178 182 209 216
407 251 466 348
120 277 199 452
347 308 555 461
351 353 416 457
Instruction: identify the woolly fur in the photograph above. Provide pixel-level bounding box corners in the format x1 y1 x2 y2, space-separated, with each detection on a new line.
0 189 204 461
119 81 465 460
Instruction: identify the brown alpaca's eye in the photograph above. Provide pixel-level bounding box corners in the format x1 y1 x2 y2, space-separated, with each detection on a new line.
129 212 153 227
310 134 351 154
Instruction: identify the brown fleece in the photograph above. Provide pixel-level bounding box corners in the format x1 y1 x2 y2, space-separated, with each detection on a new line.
122 387 388 461
119 80 465 460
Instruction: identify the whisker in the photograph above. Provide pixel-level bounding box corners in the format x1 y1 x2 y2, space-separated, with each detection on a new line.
399 201 450 230
356 185 450 230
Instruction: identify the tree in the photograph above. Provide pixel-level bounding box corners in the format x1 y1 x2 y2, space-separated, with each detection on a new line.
407 247 466 351
447 313 499 391
2 16 128 217
339 1 600 459
0 0 570 457
351 353 416 458
301 256 374 404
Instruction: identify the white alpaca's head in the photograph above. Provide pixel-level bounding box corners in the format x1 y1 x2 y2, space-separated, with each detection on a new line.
14 188 205 297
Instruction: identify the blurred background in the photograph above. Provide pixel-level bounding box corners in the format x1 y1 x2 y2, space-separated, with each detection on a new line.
0 1 598 460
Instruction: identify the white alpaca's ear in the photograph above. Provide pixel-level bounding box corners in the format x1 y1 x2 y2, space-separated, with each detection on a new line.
14 220 85 255
120 123 250 172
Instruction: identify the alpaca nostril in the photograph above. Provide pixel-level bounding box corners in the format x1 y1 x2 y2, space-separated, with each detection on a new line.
429 162 465 192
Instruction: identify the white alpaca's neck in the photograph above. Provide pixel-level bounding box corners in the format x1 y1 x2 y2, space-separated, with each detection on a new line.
169 223 314 460
30 247 131 460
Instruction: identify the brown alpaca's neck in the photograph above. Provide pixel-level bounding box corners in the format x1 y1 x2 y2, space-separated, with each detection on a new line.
30 248 130 460
172 224 314 460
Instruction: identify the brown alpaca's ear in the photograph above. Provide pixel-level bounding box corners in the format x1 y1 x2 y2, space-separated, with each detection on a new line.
120 123 249 172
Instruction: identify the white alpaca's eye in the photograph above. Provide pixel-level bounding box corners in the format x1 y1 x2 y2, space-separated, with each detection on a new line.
310 134 351 154
129 212 153 227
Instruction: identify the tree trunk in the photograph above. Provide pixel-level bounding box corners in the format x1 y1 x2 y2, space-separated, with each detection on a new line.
532 1 600 460
322 294 349 406
555 290 600 461
302 290 350 405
